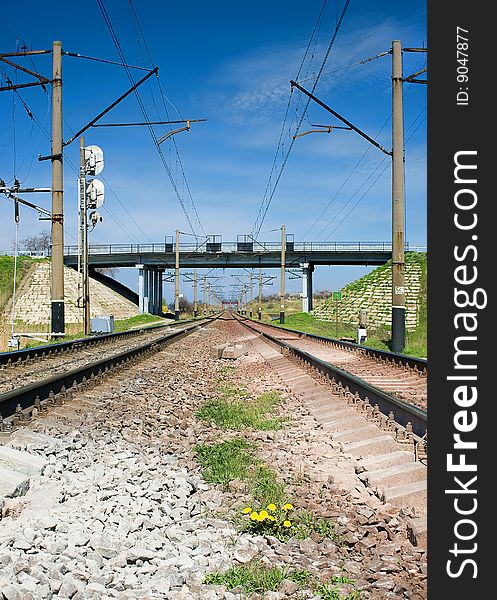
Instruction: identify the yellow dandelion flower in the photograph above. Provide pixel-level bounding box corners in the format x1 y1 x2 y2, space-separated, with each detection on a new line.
242 507 252 514
257 514 265 522
250 512 259 521
268 515 276 522
282 503 294 511
267 504 277 511
283 520 292 528
259 510 269 519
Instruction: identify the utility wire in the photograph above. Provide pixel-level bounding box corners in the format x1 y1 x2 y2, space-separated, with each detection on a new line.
62 51 150 70
303 74 424 240
127 0 203 240
321 107 426 239
0 34 151 246
297 50 390 84
253 0 328 240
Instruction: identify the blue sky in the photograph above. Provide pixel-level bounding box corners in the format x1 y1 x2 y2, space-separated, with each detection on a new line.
0 0 426 302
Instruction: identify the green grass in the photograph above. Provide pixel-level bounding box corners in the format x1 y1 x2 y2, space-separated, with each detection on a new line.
194 438 258 488
113 313 169 332
292 509 337 542
0 256 39 310
273 311 425 358
197 390 285 431
316 576 361 600
404 254 427 358
250 464 287 505
203 562 360 598
18 312 171 349
203 561 312 594
194 438 287 504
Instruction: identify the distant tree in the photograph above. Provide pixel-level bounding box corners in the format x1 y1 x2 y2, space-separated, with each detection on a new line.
167 297 195 314
19 230 51 253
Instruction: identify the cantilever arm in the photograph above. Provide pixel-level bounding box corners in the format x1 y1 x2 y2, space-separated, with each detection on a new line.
156 121 191 145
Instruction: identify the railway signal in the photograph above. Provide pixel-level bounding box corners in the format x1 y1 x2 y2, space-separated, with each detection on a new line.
79 140 105 336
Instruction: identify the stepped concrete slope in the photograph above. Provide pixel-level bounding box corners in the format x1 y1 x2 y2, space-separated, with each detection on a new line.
312 252 426 331
5 262 140 324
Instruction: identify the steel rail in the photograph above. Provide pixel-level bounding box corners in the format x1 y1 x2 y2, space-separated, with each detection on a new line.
0 317 211 367
236 316 427 438
0 318 216 422
239 315 427 372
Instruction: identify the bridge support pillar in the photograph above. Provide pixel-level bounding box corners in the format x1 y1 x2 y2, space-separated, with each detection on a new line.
136 264 145 313
151 269 158 315
144 268 164 316
157 270 164 316
145 268 152 313
137 264 164 315
300 263 314 312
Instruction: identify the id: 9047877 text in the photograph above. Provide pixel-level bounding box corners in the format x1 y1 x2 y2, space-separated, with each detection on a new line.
456 26 469 106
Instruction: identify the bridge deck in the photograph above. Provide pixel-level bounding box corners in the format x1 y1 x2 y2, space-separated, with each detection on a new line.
64 242 426 269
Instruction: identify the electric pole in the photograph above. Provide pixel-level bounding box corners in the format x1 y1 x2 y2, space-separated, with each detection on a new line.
280 224 286 324
249 271 253 318
193 268 198 317
175 229 180 320
258 266 263 320
391 40 406 352
203 274 207 313
51 41 64 335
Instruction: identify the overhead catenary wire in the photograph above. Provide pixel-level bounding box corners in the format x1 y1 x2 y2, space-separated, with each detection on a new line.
62 51 151 71
0 37 152 247
127 0 203 242
96 0 205 238
251 0 328 241
251 0 351 239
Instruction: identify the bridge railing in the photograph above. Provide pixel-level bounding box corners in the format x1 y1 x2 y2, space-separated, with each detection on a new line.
63 241 426 256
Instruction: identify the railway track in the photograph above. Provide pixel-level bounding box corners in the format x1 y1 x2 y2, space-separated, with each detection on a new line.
223 314 427 532
0 316 206 370
0 317 216 428
234 315 427 410
231 313 427 439
0 319 211 395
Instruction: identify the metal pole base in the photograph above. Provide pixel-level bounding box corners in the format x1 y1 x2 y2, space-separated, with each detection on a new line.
258 309 262 320
175 310 180 321
193 310 198 318
391 307 405 353
280 311 285 324
249 309 253 318
51 301 65 335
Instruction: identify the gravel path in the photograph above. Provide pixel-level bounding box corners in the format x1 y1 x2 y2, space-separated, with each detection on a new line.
0 320 426 599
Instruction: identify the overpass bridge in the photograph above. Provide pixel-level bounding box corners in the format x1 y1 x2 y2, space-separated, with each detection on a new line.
63 240 426 316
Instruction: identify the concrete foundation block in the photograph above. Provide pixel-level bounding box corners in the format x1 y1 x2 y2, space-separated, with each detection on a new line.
407 516 427 549
0 466 30 498
0 445 47 478
221 344 248 359
210 343 231 359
